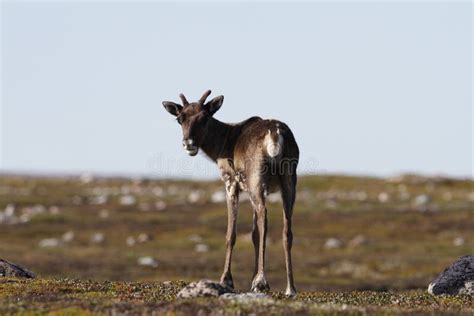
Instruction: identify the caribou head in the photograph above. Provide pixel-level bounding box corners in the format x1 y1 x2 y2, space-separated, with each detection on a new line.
162 90 224 156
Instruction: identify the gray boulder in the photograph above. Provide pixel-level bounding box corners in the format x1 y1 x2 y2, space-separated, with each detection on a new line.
0 259 35 278
177 280 234 298
428 255 474 295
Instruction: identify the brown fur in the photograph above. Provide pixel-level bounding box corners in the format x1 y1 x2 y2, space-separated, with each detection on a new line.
163 90 299 296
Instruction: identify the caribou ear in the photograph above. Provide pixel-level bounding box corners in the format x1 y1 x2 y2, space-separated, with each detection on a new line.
162 101 182 117
205 95 224 115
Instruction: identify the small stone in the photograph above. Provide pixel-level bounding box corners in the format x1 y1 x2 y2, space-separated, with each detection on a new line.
62 231 75 243
177 280 234 298
137 256 158 268
188 191 202 204
126 236 136 247
39 238 62 248
119 195 136 206
4 204 15 217
378 192 390 203
211 191 226 203
49 206 60 215
413 194 431 206
99 209 109 219
79 173 94 184
348 235 368 248
155 201 167 211
453 237 465 247
266 193 280 203
195 243 209 253
137 233 150 243
220 292 273 301
188 234 203 243
324 238 343 250
91 232 105 244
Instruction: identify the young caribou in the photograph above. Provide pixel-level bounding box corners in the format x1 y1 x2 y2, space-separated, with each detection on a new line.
162 90 300 297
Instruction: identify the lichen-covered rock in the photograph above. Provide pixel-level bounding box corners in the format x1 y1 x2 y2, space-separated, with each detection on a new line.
220 292 273 302
177 279 234 298
0 259 36 278
428 255 474 295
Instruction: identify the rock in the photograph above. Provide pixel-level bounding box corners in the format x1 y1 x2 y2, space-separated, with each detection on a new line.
348 235 368 248
378 192 390 203
428 255 474 295
188 234 203 243
155 201 167 211
195 243 209 253
413 194 431 206
220 292 273 301
0 259 35 278
324 238 343 250
137 233 151 243
137 256 159 268
211 191 226 203
119 195 136 206
98 209 109 219
453 237 465 247
91 232 105 244
177 280 234 298
126 236 136 247
39 238 62 248
62 231 75 243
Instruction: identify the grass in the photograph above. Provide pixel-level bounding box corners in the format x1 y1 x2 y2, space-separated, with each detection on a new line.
0 278 473 315
0 173 473 314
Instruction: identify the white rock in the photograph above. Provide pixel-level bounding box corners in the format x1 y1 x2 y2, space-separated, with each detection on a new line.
126 236 136 247
413 194 431 206
137 256 158 268
155 201 167 211
348 235 368 248
49 206 60 215
119 195 136 206
39 238 62 248
453 237 465 247
378 192 390 203
79 173 94 184
266 192 280 203
211 191 226 203
324 238 343 250
189 234 203 243
137 233 150 243
62 231 75 243
91 233 105 244
195 243 209 253
4 204 15 217
188 191 202 204
99 209 110 219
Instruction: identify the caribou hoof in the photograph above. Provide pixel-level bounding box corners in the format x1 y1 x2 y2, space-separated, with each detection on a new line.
220 273 234 289
285 286 297 298
251 274 270 293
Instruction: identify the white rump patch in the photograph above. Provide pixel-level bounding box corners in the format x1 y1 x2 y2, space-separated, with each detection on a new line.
265 128 283 157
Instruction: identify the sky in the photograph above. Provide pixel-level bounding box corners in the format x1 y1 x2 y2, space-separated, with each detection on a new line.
1 1 472 179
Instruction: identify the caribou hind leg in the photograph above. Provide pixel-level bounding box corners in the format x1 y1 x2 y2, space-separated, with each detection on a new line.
280 172 297 297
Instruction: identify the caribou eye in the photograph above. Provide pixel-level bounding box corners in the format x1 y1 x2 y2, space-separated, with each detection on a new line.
176 115 184 125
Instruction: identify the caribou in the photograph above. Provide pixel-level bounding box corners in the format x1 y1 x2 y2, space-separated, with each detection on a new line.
162 90 299 296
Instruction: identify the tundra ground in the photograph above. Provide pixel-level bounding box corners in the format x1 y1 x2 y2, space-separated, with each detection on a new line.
0 174 473 314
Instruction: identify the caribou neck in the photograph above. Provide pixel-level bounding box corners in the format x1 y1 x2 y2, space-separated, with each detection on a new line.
200 117 236 162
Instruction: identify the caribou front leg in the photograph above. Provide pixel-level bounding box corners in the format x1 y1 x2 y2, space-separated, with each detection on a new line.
220 176 239 288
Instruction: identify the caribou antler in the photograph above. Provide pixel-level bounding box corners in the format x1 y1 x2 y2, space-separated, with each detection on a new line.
199 90 212 104
179 93 189 105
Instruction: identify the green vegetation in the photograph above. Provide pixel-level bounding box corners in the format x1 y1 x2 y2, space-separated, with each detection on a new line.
0 278 473 315
0 174 472 314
